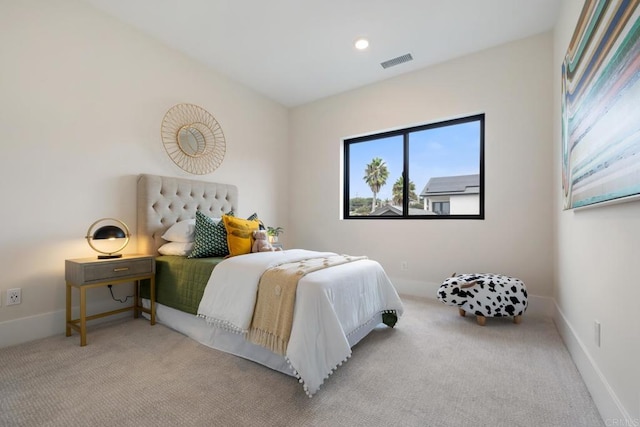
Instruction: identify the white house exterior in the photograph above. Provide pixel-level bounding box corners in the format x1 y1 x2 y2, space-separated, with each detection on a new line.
420 174 480 215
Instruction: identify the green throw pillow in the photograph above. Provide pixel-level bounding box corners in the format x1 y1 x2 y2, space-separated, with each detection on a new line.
188 210 234 258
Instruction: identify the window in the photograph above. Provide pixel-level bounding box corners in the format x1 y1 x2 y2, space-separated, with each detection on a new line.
432 201 450 215
343 114 484 219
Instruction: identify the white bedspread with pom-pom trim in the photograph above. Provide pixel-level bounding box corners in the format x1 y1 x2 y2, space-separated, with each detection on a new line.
197 249 404 396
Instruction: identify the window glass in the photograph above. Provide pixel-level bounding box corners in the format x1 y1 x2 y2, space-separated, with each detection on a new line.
408 120 482 216
343 114 484 219
347 135 403 216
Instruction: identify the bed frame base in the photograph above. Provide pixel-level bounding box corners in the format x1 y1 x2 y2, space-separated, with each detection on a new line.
143 300 382 376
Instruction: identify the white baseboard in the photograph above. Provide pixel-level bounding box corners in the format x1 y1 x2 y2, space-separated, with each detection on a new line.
553 302 634 425
0 310 66 348
0 300 133 349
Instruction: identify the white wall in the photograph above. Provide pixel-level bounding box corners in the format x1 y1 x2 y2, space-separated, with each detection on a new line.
553 1 640 423
289 33 555 303
450 194 479 215
0 0 288 345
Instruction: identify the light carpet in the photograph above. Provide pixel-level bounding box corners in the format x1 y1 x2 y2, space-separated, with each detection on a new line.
0 297 603 426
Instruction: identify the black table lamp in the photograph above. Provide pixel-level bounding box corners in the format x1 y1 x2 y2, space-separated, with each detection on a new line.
86 218 131 259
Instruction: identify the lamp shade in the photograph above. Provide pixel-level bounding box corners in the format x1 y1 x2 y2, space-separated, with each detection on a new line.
86 218 130 259
92 225 126 240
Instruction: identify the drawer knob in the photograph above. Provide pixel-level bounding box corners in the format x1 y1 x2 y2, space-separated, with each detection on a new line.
113 267 129 272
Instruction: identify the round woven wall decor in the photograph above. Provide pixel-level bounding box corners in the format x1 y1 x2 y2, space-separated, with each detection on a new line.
160 103 226 175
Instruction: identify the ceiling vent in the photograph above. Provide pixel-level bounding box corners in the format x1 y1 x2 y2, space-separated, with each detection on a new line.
380 53 413 69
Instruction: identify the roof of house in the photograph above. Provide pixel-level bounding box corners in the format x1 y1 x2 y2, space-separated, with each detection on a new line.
420 174 480 197
370 205 436 216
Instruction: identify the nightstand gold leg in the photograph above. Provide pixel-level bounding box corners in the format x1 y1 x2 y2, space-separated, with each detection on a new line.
134 279 140 319
80 287 87 346
65 282 72 337
150 276 156 325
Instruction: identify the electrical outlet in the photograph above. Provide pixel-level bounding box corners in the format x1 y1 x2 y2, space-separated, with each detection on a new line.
7 288 21 306
594 320 601 347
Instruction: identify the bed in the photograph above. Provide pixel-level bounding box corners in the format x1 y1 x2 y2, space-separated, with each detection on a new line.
136 173 404 396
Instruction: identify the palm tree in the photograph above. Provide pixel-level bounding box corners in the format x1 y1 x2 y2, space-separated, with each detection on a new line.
363 157 389 212
362 157 389 212
392 176 418 206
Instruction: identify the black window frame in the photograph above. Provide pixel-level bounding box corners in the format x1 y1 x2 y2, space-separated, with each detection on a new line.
343 113 485 220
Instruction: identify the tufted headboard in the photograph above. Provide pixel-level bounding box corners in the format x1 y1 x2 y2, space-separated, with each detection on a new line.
137 174 238 254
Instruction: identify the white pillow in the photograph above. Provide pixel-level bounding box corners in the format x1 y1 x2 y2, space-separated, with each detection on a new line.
161 219 197 242
158 242 194 256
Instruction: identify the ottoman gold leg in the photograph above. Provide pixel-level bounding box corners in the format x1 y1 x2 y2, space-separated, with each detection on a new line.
514 315 522 324
476 315 486 326
458 308 466 317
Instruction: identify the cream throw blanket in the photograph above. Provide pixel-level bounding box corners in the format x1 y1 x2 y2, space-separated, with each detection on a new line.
248 255 367 355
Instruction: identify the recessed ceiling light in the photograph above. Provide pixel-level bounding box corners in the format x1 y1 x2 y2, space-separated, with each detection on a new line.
354 38 369 50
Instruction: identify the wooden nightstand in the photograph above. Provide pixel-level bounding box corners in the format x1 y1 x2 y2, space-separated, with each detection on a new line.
65 254 156 346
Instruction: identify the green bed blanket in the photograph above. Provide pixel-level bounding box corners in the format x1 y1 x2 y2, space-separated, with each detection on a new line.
140 255 225 315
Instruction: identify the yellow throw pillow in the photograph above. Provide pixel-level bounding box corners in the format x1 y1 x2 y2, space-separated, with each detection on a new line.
222 215 260 257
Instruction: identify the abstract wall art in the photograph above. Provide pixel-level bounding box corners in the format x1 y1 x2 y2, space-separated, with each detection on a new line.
562 0 640 209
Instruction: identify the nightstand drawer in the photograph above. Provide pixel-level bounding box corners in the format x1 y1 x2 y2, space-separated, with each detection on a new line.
83 258 154 282
65 255 156 286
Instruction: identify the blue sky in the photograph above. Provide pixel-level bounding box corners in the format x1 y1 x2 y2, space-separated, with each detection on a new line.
348 120 481 201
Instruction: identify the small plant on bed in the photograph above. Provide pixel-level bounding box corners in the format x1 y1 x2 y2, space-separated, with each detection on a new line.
266 226 284 243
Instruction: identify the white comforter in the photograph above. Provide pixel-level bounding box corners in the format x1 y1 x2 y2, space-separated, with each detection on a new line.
197 249 404 396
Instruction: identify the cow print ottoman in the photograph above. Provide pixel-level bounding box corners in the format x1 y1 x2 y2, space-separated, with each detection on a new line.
437 273 528 326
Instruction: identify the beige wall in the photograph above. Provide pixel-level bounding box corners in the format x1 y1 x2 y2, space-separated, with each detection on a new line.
0 0 288 343
553 0 640 422
289 33 555 302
